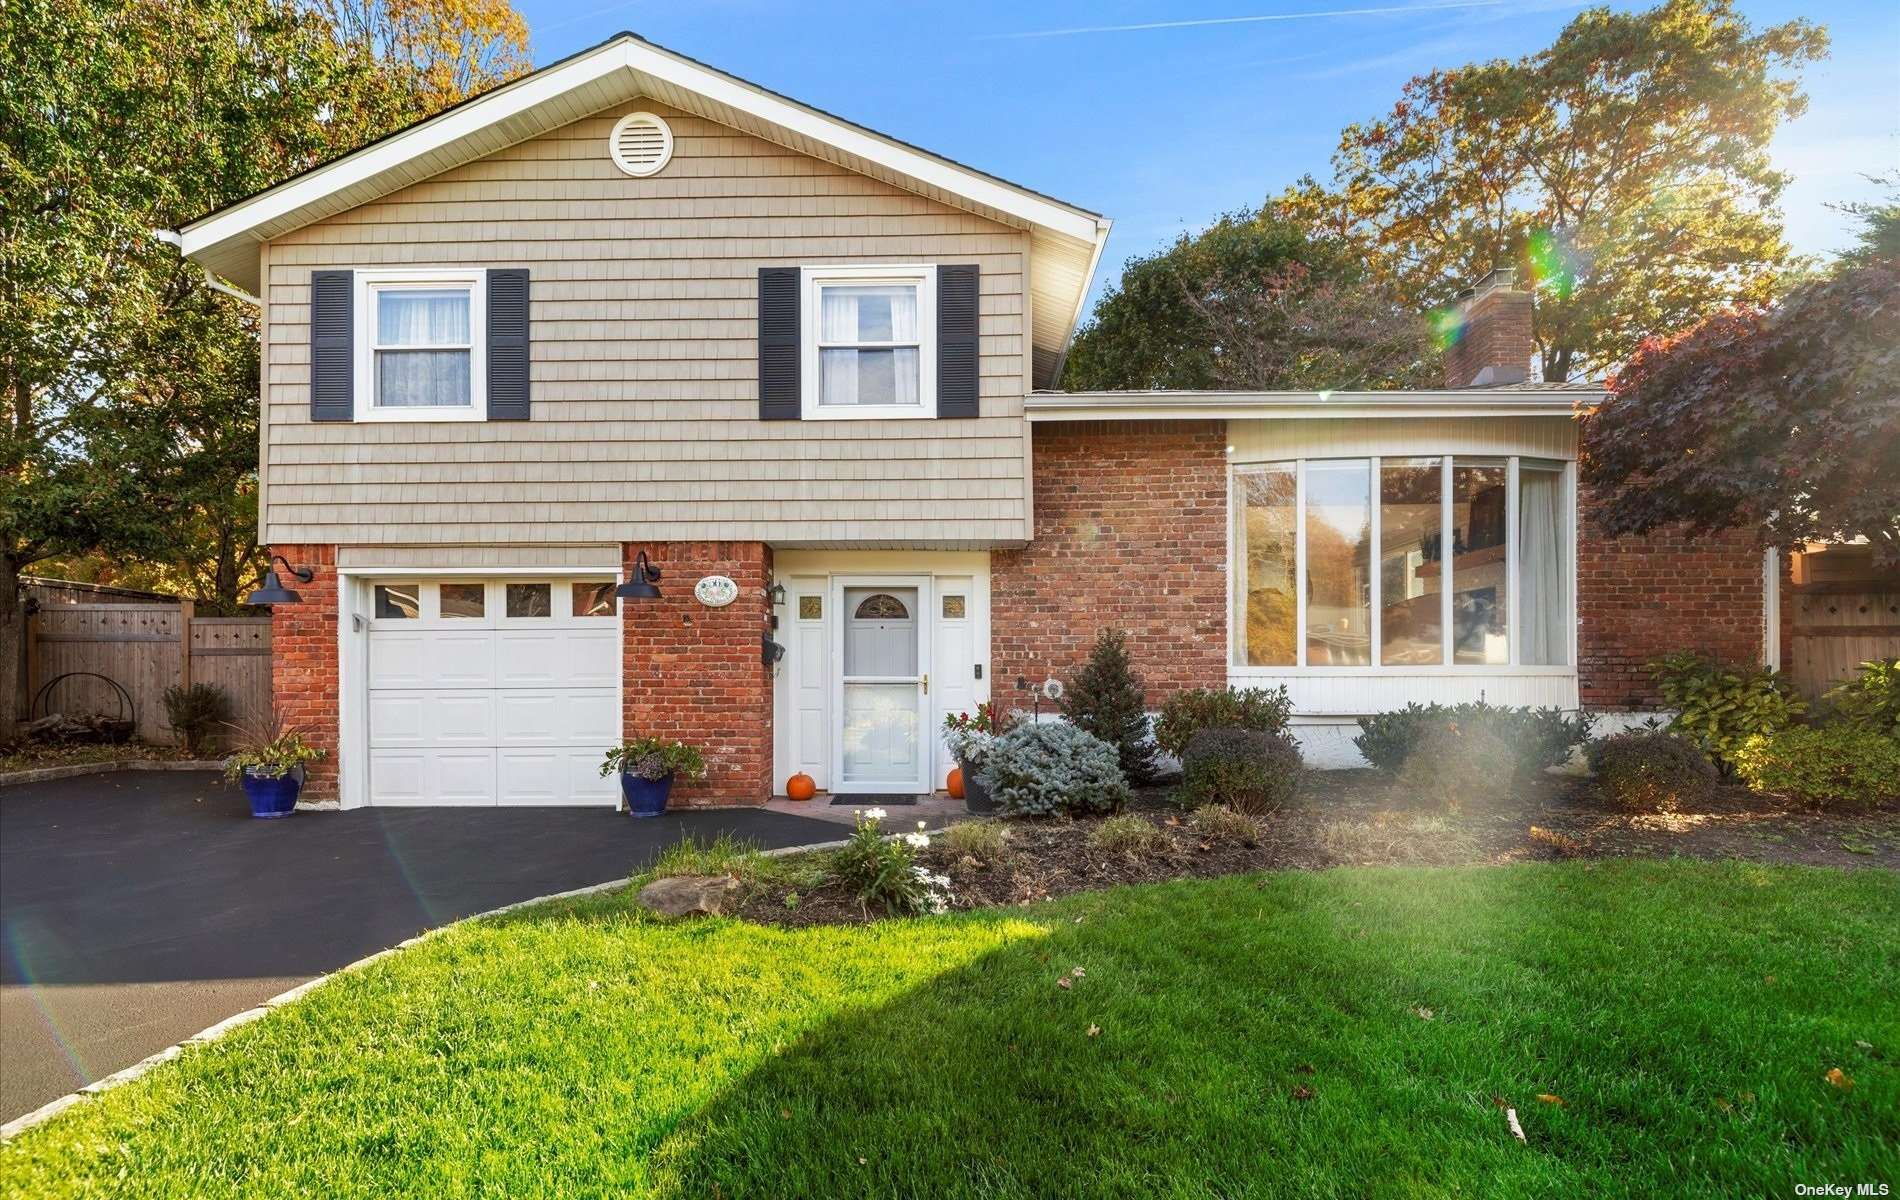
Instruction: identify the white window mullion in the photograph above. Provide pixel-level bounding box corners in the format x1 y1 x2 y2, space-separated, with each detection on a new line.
1440 454 1454 667
1368 455 1382 667
1294 459 1308 669
1506 456 1520 667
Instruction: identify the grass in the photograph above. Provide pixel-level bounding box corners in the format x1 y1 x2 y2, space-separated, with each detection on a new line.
1187 803 1260 842
4 862 1896 1198
940 819 1009 859
1089 813 1165 855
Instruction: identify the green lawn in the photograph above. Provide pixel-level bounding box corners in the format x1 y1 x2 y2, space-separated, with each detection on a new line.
4 862 1896 1198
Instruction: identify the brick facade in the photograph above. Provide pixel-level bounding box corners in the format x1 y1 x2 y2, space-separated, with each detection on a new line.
991 421 1229 705
265 543 340 799
1575 492 1769 708
621 541 774 806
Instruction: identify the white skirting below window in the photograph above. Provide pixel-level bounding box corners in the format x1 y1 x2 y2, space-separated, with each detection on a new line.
1231 670 1580 718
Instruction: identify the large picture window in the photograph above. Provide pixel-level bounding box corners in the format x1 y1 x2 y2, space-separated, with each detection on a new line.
1233 456 1572 670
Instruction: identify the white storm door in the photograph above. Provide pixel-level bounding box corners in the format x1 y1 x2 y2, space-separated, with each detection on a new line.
832 577 931 794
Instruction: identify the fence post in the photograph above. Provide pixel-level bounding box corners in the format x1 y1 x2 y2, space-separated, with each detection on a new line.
177 599 195 692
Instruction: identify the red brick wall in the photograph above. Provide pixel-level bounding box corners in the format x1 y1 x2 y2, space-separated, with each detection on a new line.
991 421 1228 707
265 543 339 799
1576 493 1768 708
621 541 774 806
1445 281 1536 388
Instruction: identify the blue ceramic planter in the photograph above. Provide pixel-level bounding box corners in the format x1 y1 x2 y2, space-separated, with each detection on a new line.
240 767 302 819
619 772 675 818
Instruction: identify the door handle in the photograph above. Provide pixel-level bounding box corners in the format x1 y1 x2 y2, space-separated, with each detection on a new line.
922 673 929 696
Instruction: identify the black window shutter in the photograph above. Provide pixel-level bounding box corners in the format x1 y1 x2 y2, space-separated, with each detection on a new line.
758 266 801 420
487 268 531 420
309 270 353 422
937 264 980 418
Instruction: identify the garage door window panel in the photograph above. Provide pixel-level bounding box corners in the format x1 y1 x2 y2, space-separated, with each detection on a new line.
506 583 553 619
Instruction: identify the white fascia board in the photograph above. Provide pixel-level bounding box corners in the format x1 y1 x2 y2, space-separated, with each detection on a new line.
621 40 1100 243
178 36 1102 258
1023 391 1600 422
1047 218 1114 386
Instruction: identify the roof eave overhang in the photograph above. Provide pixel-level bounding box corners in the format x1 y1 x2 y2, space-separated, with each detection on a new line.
171 34 1108 369
1023 391 1604 422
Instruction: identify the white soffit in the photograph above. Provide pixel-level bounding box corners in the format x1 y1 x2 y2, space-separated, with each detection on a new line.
173 34 1109 384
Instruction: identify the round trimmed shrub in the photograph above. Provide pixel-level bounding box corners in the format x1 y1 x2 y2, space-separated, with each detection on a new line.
1394 720 1518 812
1586 731 1718 811
982 720 1131 817
1179 727 1302 815
1153 687 1293 760
1733 725 1900 809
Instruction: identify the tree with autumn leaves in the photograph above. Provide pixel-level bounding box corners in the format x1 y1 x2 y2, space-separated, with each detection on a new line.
1281 0 1826 384
1583 238 1900 566
2 0 531 733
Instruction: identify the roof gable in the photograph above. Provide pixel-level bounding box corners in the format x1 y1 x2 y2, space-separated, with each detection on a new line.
174 32 1110 387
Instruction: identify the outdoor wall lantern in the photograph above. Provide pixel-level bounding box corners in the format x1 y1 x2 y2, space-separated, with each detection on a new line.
767 580 786 606
244 556 315 606
616 550 663 601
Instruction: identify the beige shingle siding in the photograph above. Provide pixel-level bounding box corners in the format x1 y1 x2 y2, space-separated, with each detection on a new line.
263 102 1030 549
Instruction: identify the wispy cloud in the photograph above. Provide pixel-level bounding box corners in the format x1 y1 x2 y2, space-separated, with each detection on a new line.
1292 34 1479 80
984 0 1507 41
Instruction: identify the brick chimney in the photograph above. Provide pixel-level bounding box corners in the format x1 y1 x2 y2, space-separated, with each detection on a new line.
1444 267 1533 388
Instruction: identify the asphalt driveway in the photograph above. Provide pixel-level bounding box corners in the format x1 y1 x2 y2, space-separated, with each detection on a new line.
0 770 837 1121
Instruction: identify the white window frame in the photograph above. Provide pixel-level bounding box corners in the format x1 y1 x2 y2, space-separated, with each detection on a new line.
1229 454 1577 676
353 267 486 423
800 264 938 420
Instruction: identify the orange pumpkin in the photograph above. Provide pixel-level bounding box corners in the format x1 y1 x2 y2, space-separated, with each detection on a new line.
785 772 816 802
946 767 965 799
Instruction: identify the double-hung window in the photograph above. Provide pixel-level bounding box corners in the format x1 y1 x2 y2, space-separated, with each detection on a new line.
1232 455 1574 670
801 265 937 419
353 269 486 421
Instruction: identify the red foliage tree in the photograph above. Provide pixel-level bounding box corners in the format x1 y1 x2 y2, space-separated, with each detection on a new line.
1582 261 1900 565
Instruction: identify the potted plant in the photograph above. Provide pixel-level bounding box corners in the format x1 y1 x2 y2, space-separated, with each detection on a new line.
222 714 325 819
601 737 708 817
943 703 1000 814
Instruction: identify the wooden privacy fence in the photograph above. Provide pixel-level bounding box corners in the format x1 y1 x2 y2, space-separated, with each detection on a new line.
25 603 273 746
1787 545 1900 700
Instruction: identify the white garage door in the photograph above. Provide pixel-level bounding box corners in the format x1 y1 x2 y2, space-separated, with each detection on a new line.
365 578 620 806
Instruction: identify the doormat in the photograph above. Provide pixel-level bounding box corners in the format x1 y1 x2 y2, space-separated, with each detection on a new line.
829 794 923 806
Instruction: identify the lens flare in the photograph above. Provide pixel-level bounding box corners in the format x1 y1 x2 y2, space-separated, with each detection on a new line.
1429 306 1466 353
1526 228 1579 299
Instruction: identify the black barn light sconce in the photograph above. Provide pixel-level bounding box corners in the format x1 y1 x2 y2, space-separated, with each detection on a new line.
244 555 316 606
615 550 664 601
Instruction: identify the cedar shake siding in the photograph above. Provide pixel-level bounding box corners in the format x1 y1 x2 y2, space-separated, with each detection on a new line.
261 101 1031 550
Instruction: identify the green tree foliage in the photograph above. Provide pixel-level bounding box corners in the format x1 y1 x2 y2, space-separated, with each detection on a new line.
1063 207 1435 391
1282 0 1827 382
2 0 529 731
1582 260 1900 565
1061 629 1157 784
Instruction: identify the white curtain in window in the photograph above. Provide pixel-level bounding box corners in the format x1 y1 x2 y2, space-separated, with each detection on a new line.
819 284 920 406
1518 466 1568 665
376 289 471 407
377 289 469 344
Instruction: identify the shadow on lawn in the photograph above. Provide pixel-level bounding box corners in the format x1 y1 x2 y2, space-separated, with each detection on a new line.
626 864 1893 1199
629 870 1587 1198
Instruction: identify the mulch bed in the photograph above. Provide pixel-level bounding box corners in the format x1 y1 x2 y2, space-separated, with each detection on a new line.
720 770 1899 928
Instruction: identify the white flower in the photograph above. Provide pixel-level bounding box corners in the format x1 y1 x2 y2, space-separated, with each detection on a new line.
904 832 930 849
863 807 887 822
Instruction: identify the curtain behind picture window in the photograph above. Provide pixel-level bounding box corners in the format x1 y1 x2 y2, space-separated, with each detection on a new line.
1518 465 1568 665
377 289 471 407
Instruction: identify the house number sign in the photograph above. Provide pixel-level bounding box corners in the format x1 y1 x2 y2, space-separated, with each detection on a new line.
694 575 739 608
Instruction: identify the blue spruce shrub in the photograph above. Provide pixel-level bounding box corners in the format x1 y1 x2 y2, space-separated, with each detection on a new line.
983 720 1131 817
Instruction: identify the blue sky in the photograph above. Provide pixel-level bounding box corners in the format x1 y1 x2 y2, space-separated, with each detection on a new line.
516 0 1900 316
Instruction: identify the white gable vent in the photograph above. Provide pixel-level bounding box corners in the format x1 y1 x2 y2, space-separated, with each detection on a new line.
609 111 673 177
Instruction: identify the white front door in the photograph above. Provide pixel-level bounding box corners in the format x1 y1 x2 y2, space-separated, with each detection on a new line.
832 578 931 794
363 578 620 806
